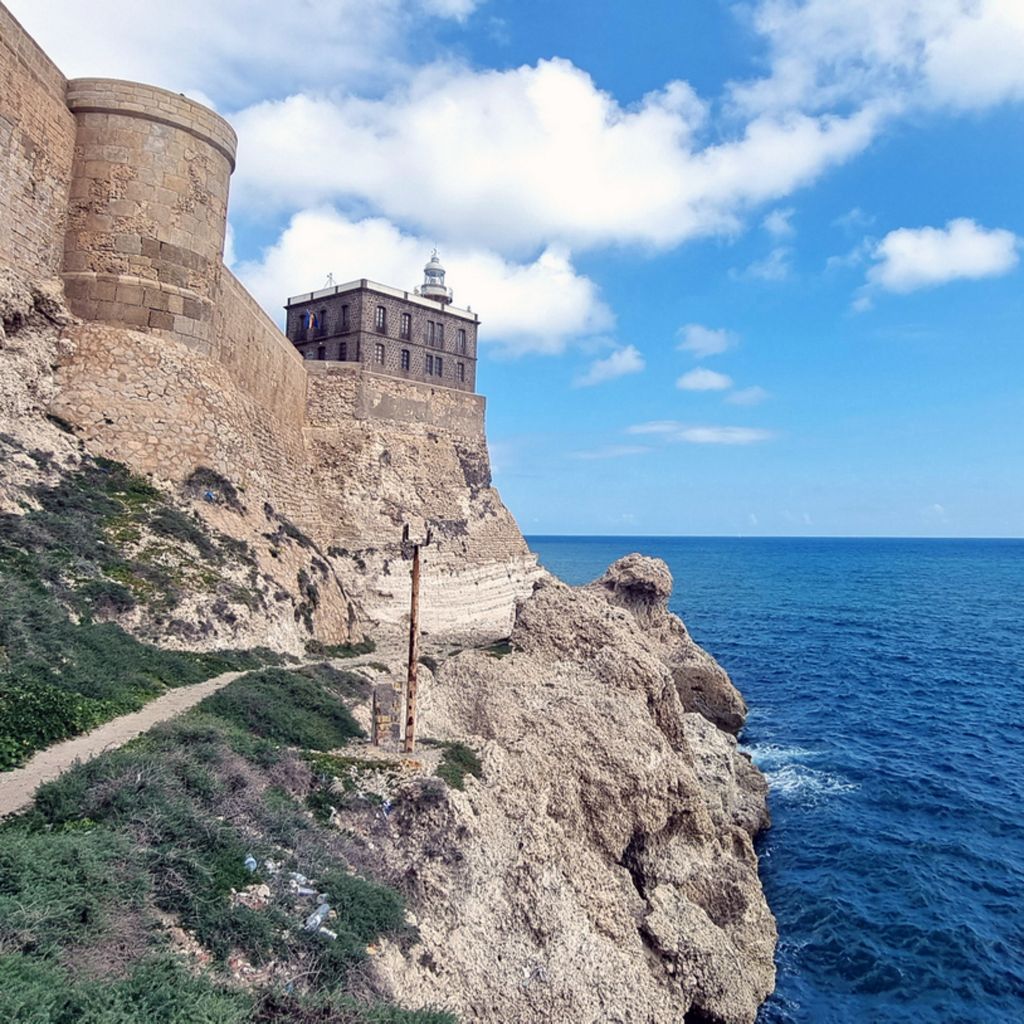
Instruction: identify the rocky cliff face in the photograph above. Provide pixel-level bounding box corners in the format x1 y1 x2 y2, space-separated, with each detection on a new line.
364 559 776 1024
2 267 776 1021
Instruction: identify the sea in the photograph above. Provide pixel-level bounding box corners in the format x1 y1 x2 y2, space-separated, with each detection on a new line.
526 536 1024 1024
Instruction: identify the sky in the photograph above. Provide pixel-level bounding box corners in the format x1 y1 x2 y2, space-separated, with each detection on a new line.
11 0 1024 537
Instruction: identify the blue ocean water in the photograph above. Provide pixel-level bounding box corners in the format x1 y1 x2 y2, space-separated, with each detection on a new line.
527 536 1024 1024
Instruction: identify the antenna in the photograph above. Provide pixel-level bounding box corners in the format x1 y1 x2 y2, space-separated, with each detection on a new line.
323 272 335 288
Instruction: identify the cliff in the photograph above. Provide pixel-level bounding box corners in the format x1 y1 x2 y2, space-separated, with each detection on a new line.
0 5 776 1020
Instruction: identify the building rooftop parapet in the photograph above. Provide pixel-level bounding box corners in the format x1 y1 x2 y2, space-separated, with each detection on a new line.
286 278 479 323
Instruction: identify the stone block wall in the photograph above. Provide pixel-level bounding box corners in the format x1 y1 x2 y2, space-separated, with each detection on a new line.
62 79 236 352
306 362 486 439
0 3 76 278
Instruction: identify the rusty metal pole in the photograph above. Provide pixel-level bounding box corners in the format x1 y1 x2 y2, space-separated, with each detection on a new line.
404 541 421 754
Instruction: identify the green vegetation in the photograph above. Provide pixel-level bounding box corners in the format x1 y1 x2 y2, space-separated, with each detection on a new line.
305 638 377 659
198 667 366 750
0 667 454 1023
0 443 281 769
482 641 513 659
421 740 484 792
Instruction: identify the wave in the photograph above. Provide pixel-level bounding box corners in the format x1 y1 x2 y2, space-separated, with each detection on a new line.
740 742 816 769
764 763 859 805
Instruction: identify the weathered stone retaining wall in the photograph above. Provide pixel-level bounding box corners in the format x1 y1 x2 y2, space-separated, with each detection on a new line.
0 4 76 278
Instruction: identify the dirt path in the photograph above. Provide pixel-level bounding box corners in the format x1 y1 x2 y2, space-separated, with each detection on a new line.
0 668 252 819
0 639 437 820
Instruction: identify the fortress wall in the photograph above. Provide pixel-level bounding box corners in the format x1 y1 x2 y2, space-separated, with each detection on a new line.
0 4 76 278
306 361 486 439
212 268 308 434
62 79 236 349
52 321 312 521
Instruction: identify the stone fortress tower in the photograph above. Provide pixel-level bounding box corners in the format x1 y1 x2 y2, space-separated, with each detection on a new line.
60 79 236 353
284 251 480 393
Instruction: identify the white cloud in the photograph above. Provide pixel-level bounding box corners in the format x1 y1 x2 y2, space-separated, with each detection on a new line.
420 0 481 22
231 59 879 253
626 420 774 444
574 345 645 387
763 207 796 237
867 218 1020 292
677 324 737 358
736 246 793 282
235 209 613 354
627 421 687 436
5 0 476 105
726 385 771 406
677 368 734 391
572 445 651 460
731 0 1024 116
675 426 776 445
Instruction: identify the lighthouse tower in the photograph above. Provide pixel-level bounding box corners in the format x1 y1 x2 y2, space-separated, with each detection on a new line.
420 249 452 304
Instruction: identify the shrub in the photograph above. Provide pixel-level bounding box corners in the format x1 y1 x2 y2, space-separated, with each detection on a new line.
198 669 364 749
430 741 483 792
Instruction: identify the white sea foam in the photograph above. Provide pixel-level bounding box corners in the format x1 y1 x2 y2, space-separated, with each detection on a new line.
765 763 859 805
740 743 816 769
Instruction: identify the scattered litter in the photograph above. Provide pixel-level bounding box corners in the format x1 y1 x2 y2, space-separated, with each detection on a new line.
231 883 272 910
288 871 310 885
290 882 317 898
264 859 280 875
317 927 338 941
304 903 331 932
244 854 258 873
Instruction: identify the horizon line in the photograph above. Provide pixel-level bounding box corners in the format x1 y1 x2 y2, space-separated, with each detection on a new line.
523 533 1024 542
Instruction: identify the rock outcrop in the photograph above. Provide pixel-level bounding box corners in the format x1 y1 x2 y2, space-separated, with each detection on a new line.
364 558 775 1024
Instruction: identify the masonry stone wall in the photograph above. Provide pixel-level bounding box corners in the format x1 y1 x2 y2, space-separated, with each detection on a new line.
0 4 76 278
306 362 485 438
62 79 236 350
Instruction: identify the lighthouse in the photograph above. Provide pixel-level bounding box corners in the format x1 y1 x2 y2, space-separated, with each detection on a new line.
420 249 452 304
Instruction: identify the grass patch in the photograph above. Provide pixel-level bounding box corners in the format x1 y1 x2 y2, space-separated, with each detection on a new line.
0 446 282 768
198 668 365 750
3 675 443 1020
304 638 377 659
421 740 483 792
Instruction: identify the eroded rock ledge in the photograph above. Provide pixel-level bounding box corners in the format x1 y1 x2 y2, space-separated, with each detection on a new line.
365 557 776 1024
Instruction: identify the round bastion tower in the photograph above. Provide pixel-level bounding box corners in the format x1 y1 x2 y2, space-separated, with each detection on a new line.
61 79 237 352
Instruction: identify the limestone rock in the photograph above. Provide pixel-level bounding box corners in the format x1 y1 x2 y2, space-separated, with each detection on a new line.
587 555 750 734
365 566 776 1024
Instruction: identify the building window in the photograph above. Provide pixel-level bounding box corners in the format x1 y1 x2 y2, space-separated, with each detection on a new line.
375 342 385 365
375 305 387 332
341 304 350 331
458 361 465 382
435 357 443 377
437 324 444 348
317 345 326 361
400 312 411 339
425 353 434 375
401 348 410 371
426 321 435 346
339 342 347 361
319 309 327 335
458 328 467 353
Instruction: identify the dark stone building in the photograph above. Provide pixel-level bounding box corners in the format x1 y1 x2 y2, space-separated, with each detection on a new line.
284 253 479 392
